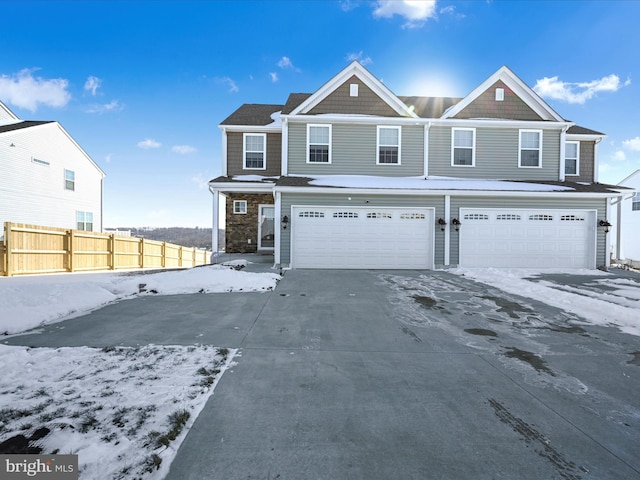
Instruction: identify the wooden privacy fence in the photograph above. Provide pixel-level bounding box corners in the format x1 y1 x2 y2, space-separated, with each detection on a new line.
0 222 210 276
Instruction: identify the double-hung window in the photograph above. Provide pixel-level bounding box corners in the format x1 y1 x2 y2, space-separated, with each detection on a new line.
377 126 401 164
519 130 542 168
452 128 475 166
565 141 579 176
243 133 266 170
307 124 331 163
76 211 93 231
64 169 75 191
632 193 640 212
233 200 247 214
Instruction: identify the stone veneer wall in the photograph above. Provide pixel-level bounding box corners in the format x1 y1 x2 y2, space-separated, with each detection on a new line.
225 193 274 253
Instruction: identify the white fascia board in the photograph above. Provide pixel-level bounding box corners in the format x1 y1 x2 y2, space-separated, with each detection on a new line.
208 181 275 193
218 125 282 133
53 122 106 177
430 118 573 130
442 66 564 122
566 134 607 142
289 61 418 119
617 168 640 186
274 185 619 198
0 101 19 120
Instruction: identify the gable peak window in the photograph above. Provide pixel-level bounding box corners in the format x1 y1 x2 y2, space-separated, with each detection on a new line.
307 124 331 163
452 128 475 167
243 133 266 170
495 88 505 101
64 169 75 191
377 126 401 165
565 141 580 176
519 129 542 168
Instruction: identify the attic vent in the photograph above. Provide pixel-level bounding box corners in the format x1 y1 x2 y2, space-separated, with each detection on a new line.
495 88 504 101
350 84 359 97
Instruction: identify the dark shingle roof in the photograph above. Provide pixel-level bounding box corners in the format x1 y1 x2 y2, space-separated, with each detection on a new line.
398 96 463 118
281 93 312 114
220 104 283 126
209 175 279 184
0 120 53 133
567 125 606 136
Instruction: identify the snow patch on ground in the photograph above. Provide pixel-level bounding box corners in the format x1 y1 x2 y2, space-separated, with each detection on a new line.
0 344 235 479
0 265 280 335
452 268 640 336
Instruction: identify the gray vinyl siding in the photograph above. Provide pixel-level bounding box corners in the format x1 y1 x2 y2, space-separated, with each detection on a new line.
429 126 561 180
448 196 607 267
288 122 424 176
279 193 445 267
226 131 282 176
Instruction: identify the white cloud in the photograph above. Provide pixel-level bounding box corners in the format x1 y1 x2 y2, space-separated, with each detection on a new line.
0 68 71 112
137 138 161 149
85 100 124 114
346 51 373 66
339 0 361 12
269 72 278 82
216 76 239 93
622 136 640 152
277 56 294 69
612 150 627 161
533 74 629 104
84 76 101 96
172 145 196 155
191 173 209 190
372 0 437 28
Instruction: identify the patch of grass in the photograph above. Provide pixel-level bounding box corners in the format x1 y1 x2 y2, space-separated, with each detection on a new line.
79 413 99 433
29 387 50 399
39 406 67 423
143 454 162 473
154 410 190 448
218 348 229 358
112 407 131 428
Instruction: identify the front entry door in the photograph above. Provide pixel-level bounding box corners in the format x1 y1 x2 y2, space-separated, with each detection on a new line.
258 205 275 250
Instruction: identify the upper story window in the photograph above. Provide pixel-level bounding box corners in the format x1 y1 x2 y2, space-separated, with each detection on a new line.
64 169 75 191
243 133 266 170
307 124 331 163
519 130 542 168
565 141 580 176
377 126 401 165
76 211 93 231
452 128 475 167
633 193 640 212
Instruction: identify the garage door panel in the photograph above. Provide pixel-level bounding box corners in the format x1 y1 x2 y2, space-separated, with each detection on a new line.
291 206 433 269
459 208 596 269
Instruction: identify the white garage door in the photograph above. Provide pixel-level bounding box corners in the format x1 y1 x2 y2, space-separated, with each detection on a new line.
291 206 434 269
459 208 596 268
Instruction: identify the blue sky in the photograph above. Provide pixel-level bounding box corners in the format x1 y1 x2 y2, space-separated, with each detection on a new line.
1 0 639 228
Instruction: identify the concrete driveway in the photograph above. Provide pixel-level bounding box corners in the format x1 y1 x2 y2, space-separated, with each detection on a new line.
5 269 640 479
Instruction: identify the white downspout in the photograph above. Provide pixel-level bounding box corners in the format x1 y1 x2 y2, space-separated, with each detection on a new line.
281 117 288 176
444 195 450 266
593 138 602 183
559 126 568 181
424 122 431 177
605 197 612 268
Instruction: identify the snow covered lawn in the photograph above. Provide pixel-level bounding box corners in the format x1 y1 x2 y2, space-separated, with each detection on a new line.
452 268 640 336
0 264 281 335
0 344 235 479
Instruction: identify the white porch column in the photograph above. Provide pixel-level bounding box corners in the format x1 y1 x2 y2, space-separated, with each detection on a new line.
281 117 288 176
211 188 219 258
444 195 450 266
274 191 282 266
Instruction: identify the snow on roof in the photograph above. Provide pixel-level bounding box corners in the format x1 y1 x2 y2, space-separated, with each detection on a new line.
301 175 575 192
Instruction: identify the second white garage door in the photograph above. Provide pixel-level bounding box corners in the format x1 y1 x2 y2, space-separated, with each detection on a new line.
459 208 596 269
291 206 434 269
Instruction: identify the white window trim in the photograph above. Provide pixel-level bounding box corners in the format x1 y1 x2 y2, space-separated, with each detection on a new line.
518 129 543 168
376 125 402 165
306 124 332 164
243 133 267 170
233 200 248 214
565 141 580 176
451 127 476 167
632 193 640 212
64 169 75 191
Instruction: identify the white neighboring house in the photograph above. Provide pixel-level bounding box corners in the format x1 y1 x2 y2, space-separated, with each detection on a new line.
614 169 640 266
0 101 105 235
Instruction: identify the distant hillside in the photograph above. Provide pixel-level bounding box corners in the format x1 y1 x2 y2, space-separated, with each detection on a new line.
112 227 215 250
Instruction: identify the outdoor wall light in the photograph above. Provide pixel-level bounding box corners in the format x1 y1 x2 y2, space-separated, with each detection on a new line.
598 219 612 233
451 218 462 231
281 215 289 230
437 218 447 231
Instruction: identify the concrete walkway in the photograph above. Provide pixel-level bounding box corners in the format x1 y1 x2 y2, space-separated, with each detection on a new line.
5 269 640 479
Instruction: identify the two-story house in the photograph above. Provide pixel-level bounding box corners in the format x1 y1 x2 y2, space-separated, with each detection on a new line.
0 100 105 234
210 62 625 270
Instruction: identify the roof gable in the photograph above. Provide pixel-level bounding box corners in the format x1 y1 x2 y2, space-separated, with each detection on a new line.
290 61 418 118
0 100 19 122
618 169 640 187
443 66 564 122
0 120 54 134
